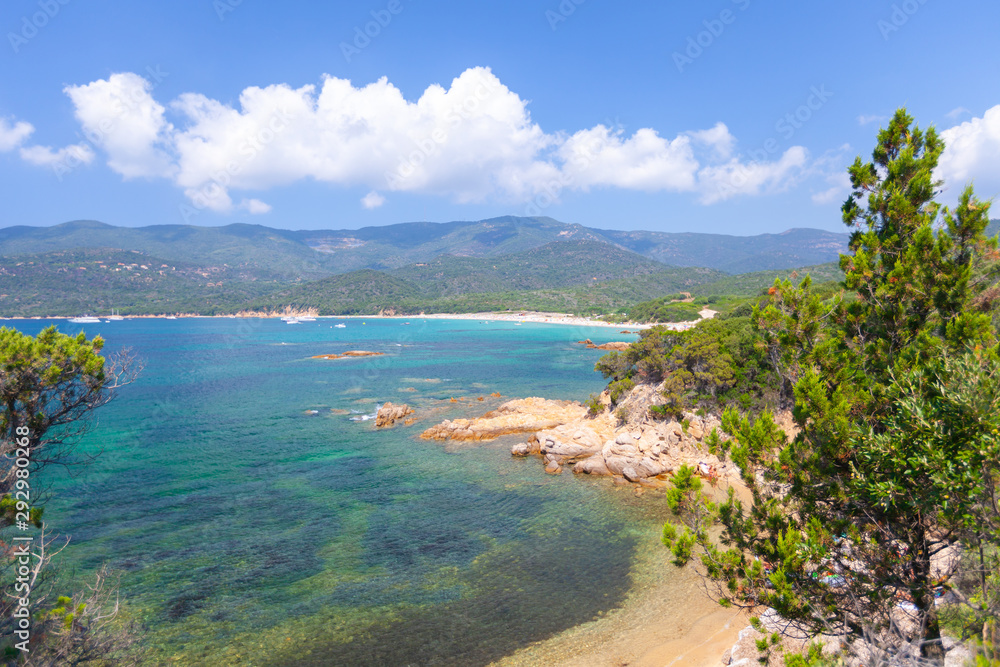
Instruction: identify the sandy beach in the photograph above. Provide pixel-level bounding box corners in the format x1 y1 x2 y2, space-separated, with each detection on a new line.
17 310 716 330
489 529 744 667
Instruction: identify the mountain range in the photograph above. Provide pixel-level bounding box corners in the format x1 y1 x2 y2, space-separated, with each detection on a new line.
0 217 851 277
0 216 862 317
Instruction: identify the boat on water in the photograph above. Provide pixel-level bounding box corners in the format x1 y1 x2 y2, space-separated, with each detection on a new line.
334 323 347 328
297 316 317 322
69 316 101 323
286 318 301 324
165 316 178 320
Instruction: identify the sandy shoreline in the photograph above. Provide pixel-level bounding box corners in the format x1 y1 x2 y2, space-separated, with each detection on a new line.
489 524 744 667
4 311 662 330
4 309 719 331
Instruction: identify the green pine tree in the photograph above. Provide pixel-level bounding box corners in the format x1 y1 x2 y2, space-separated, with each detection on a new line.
663 109 1000 664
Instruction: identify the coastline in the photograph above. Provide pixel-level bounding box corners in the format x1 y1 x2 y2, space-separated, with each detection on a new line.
3 309 718 331
2 311 653 329
489 522 744 667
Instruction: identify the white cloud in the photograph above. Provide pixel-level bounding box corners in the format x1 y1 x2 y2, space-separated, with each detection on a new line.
64 72 175 179
695 146 809 205
688 122 735 160
19 143 95 167
812 172 851 205
938 104 1000 199
559 125 699 192
239 198 272 214
0 117 34 151
945 107 971 120
858 114 887 126
56 67 817 212
361 191 385 209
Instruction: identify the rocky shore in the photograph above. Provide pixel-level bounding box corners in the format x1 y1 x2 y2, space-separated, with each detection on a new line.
421 381 739 486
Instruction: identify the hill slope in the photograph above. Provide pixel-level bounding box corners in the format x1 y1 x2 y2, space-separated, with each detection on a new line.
0 216 851 275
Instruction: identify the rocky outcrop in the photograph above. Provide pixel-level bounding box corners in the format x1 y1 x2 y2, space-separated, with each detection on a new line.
576 340 632 351
421 381 790 486
419 397 588 442
312 351 385 360
508 381 764 484
375 402 414 428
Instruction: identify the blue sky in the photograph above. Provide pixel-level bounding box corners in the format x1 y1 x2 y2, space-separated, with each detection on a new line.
1 0 998 235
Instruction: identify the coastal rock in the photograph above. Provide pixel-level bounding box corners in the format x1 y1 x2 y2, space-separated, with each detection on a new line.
578 340 632 351
511 442 530 456
312 350 385 360
375 402 414 428
574 454 611 476
545 459 562 474
592 341 631 351
420 397 588 441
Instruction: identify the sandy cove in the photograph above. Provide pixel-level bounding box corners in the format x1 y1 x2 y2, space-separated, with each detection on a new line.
418 380 775 666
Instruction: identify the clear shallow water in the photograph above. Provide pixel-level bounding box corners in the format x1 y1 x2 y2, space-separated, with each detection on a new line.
9 317 670 666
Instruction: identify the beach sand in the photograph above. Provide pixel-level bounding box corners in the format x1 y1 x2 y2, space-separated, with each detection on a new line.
490 535 744 667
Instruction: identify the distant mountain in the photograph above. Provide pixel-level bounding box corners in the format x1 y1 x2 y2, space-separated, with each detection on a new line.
0 215 857 317
0 238 724 317
598 227 850 275
0 216 850 276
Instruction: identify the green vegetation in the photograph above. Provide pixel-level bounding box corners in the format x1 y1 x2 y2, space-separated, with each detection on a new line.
0 216 850 278
0 243 727 318
595 311 779 416
626 298 702 323
658 109 1000 664
0 327 142 662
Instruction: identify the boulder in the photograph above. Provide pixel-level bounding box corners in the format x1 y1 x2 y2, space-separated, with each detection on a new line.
511 442 530 456
574 454 611 476
375 402 414 428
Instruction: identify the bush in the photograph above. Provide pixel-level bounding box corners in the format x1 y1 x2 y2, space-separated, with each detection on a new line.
608 377 635 404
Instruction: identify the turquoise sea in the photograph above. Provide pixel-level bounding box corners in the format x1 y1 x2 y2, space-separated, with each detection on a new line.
11 317 675 665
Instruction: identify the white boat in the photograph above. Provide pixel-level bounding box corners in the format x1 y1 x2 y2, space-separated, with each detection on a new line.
297 316 316 322
286 318 301 324
334 323 347 328
165 316 178 320
69 316 101 323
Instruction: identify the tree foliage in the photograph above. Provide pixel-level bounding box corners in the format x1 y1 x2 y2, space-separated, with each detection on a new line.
595 314 779 415
0 326 143 664
662 109 1000 664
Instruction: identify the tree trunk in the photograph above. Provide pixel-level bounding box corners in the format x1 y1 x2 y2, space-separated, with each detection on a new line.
914 528 944 665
